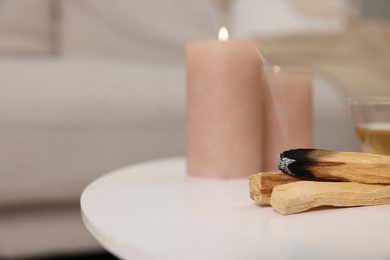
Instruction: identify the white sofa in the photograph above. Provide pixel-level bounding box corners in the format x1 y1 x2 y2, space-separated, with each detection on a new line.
0 59 186 258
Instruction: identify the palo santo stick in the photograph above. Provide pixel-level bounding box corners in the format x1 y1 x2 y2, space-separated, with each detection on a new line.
278 149 390 184
270 181 390 215
249 172 300 205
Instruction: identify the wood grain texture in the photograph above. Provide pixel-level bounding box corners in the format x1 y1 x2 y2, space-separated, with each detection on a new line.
270 181 390 215
249 172 299 205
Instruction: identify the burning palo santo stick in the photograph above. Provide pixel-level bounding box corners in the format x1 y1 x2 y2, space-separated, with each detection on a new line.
270 181 390 215
278 149 390 184
249 172 300 205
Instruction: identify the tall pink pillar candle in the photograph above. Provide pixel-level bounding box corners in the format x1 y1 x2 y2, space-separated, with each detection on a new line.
186 36 265 178
263 70 313 171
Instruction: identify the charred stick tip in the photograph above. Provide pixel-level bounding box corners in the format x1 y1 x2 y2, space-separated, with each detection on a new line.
278 149 316 179
277 155 296 175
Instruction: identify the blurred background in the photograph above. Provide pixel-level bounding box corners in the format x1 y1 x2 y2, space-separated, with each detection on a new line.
0 0 388 259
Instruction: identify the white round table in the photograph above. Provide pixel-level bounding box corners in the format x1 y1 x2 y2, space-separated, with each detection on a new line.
81 157 390 260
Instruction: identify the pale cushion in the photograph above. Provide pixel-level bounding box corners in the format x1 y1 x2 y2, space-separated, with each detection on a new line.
60 0 226 62
0 59 186 206
0 0 51 55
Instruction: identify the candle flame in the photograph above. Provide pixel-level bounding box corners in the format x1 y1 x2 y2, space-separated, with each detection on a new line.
273 65 281 74
218 27 229 41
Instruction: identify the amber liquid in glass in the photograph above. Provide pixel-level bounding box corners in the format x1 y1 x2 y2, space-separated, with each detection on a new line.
356 123 390 155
